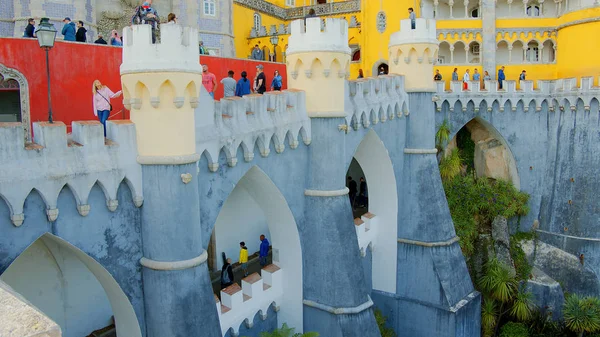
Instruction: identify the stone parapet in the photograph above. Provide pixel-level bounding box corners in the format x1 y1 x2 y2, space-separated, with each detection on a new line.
287 18 351 55
355 212 378 258
196 90 311 172
347 74 409 129
389 19 438 47
216 265 283 337
0 120 143 226
435 77 600 113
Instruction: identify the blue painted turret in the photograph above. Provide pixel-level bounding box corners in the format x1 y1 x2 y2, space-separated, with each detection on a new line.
286 18 381 337
120 24 221 337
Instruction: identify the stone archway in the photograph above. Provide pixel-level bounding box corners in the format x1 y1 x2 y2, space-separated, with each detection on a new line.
0 233 142 337
350 129 398 293
0 64 31 141
371 59 389 76
212 166 303 332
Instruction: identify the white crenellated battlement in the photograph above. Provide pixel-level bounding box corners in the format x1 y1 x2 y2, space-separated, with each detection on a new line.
346 74 409 130
435 77 600 113
0 121 143 227
121 24 202 74
389 19 438 47
196 89 311 172
355 212 378 257
216 265 283 337
287 18 351 55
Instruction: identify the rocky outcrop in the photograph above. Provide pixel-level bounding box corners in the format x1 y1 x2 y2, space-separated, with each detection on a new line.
521 240 600 297
0 280 62 337
525 267 565 321
492 216 516 276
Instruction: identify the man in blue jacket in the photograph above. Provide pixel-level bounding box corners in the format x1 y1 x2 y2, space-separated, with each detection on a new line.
259 234 270 267
61 17 76 41
498 66 506 90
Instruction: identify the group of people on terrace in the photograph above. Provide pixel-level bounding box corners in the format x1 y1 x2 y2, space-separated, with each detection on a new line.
436 66 528 90
220 235 271 290
200 64 283 99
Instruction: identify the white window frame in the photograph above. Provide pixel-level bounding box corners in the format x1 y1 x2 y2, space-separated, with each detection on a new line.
253 13 261 31
526 5 540 16
470 44 480 56
526 46 539 62
286 0 296 6
203 0 216 16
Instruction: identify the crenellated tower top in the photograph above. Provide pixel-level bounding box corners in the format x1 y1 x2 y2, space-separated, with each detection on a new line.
120 24 202 163
121 24 202 75
388 19 439 92
286 18 351 117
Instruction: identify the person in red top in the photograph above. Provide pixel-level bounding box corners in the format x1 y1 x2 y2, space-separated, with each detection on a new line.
202 64 217 99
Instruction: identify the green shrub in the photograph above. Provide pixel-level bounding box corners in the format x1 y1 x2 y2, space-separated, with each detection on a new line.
510 237 533 281
435 119 451 151
499 322 529 337
456 127 476 171
374 309 397 337
563 294 600 337
256 323 319 337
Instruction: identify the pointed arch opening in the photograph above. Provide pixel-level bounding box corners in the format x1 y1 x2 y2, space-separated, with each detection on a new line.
210 166 303 333
346 130 398 293
0 64 31 141
0 233 142 337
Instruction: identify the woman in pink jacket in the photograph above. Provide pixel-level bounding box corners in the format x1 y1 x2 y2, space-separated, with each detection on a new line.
92 80 122 137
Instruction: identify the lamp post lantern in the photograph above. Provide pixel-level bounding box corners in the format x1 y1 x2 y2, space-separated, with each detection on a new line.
35 18 57 123
270 33 279 62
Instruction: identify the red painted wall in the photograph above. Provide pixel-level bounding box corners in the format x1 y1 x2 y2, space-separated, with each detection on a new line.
0 38 286 133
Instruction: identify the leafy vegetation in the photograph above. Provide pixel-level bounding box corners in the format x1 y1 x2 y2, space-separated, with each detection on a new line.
563 294 600 337
435 119 451 152
499 322 530 337
252 323 319 337
510 235 534 281
375 309 397 337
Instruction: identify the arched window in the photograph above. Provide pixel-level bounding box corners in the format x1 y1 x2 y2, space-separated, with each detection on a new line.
526 41 539 62
0 76 20 123
527 5 540 16
471 7 479 17
253 13 261 32
352 49 361 62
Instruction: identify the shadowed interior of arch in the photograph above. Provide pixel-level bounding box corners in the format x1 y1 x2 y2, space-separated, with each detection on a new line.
209 165 303 333
0 233 142 337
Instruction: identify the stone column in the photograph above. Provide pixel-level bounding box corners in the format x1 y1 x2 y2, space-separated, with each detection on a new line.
120 24 221 337
482 0 497 77
286 18 380 337
449 0 455 17
464 0 470 17
386 18 481 337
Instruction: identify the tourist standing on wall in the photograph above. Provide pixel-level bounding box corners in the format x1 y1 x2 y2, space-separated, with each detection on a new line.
75 21 87 42
199 41 207 55
434 69 442 81
483 71 491 80
304 8 317 25
251 45 263 60
235 71 251 97
452 68 459 81
358 177 368 208
94 33 107 44
202 65 217 98
519 70 526 81
239 242 249 277
24 18 35 38
92 80 122 137
132 1 160 44
473 69 480 81
498 66 506 89
463 69 470 90
358 69 364 79
409 8 416 29
254 65 266 94
259 235 270 267
61 18 76 41
270 70 282 91
220 258 234 290
166 13 177 24
221 70 237 98
110 30 122 46
347 176 358 210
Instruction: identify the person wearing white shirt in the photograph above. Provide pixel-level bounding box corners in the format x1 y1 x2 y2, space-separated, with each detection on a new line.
463 69 471 90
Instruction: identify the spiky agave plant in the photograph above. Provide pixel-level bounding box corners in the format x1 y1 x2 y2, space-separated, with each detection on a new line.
510 290 535 321
257 323 319 337
563 294 600 337
439 148 462 182
478 259 518 303
481 298 498 337
435 119 451 151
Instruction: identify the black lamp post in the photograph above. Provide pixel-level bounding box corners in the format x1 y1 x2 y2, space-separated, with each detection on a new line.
35 18 57 123
269 33 279 62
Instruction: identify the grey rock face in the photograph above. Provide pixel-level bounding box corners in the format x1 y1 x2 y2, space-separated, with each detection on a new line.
525 267 565 321
492 216 516 276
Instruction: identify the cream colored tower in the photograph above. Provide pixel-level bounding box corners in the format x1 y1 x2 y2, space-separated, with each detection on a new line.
389 19 439 92
120 24 202 163
286 18 351 117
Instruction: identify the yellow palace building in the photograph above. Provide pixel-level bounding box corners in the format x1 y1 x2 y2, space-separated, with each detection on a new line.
232 0 600 87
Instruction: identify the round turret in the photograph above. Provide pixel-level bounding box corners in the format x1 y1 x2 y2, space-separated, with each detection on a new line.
286 18 351 117
388 19 439 92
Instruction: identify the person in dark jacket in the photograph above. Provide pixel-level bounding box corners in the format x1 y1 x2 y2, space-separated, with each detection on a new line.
358 177 368 208
259 235 270 266
220 258 234 290
235 71 251 97
94 33 107 44
131 1 160 43
347 176 358 209
24 18 35 38
61 17 76 41
75 21 87 42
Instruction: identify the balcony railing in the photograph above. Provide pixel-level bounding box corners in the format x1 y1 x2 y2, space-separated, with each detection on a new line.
234 0 361 20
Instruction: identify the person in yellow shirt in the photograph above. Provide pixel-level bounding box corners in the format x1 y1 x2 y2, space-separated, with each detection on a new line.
239 241 249 277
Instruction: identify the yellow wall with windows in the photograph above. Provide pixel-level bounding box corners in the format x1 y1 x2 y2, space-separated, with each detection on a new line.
233 1 600 84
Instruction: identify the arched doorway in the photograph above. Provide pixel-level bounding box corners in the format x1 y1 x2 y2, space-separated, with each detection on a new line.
0 64 31 141
372 60 389 76
210 166 303 333
445 118 520 189
0 233 142 337
347 130 398 293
